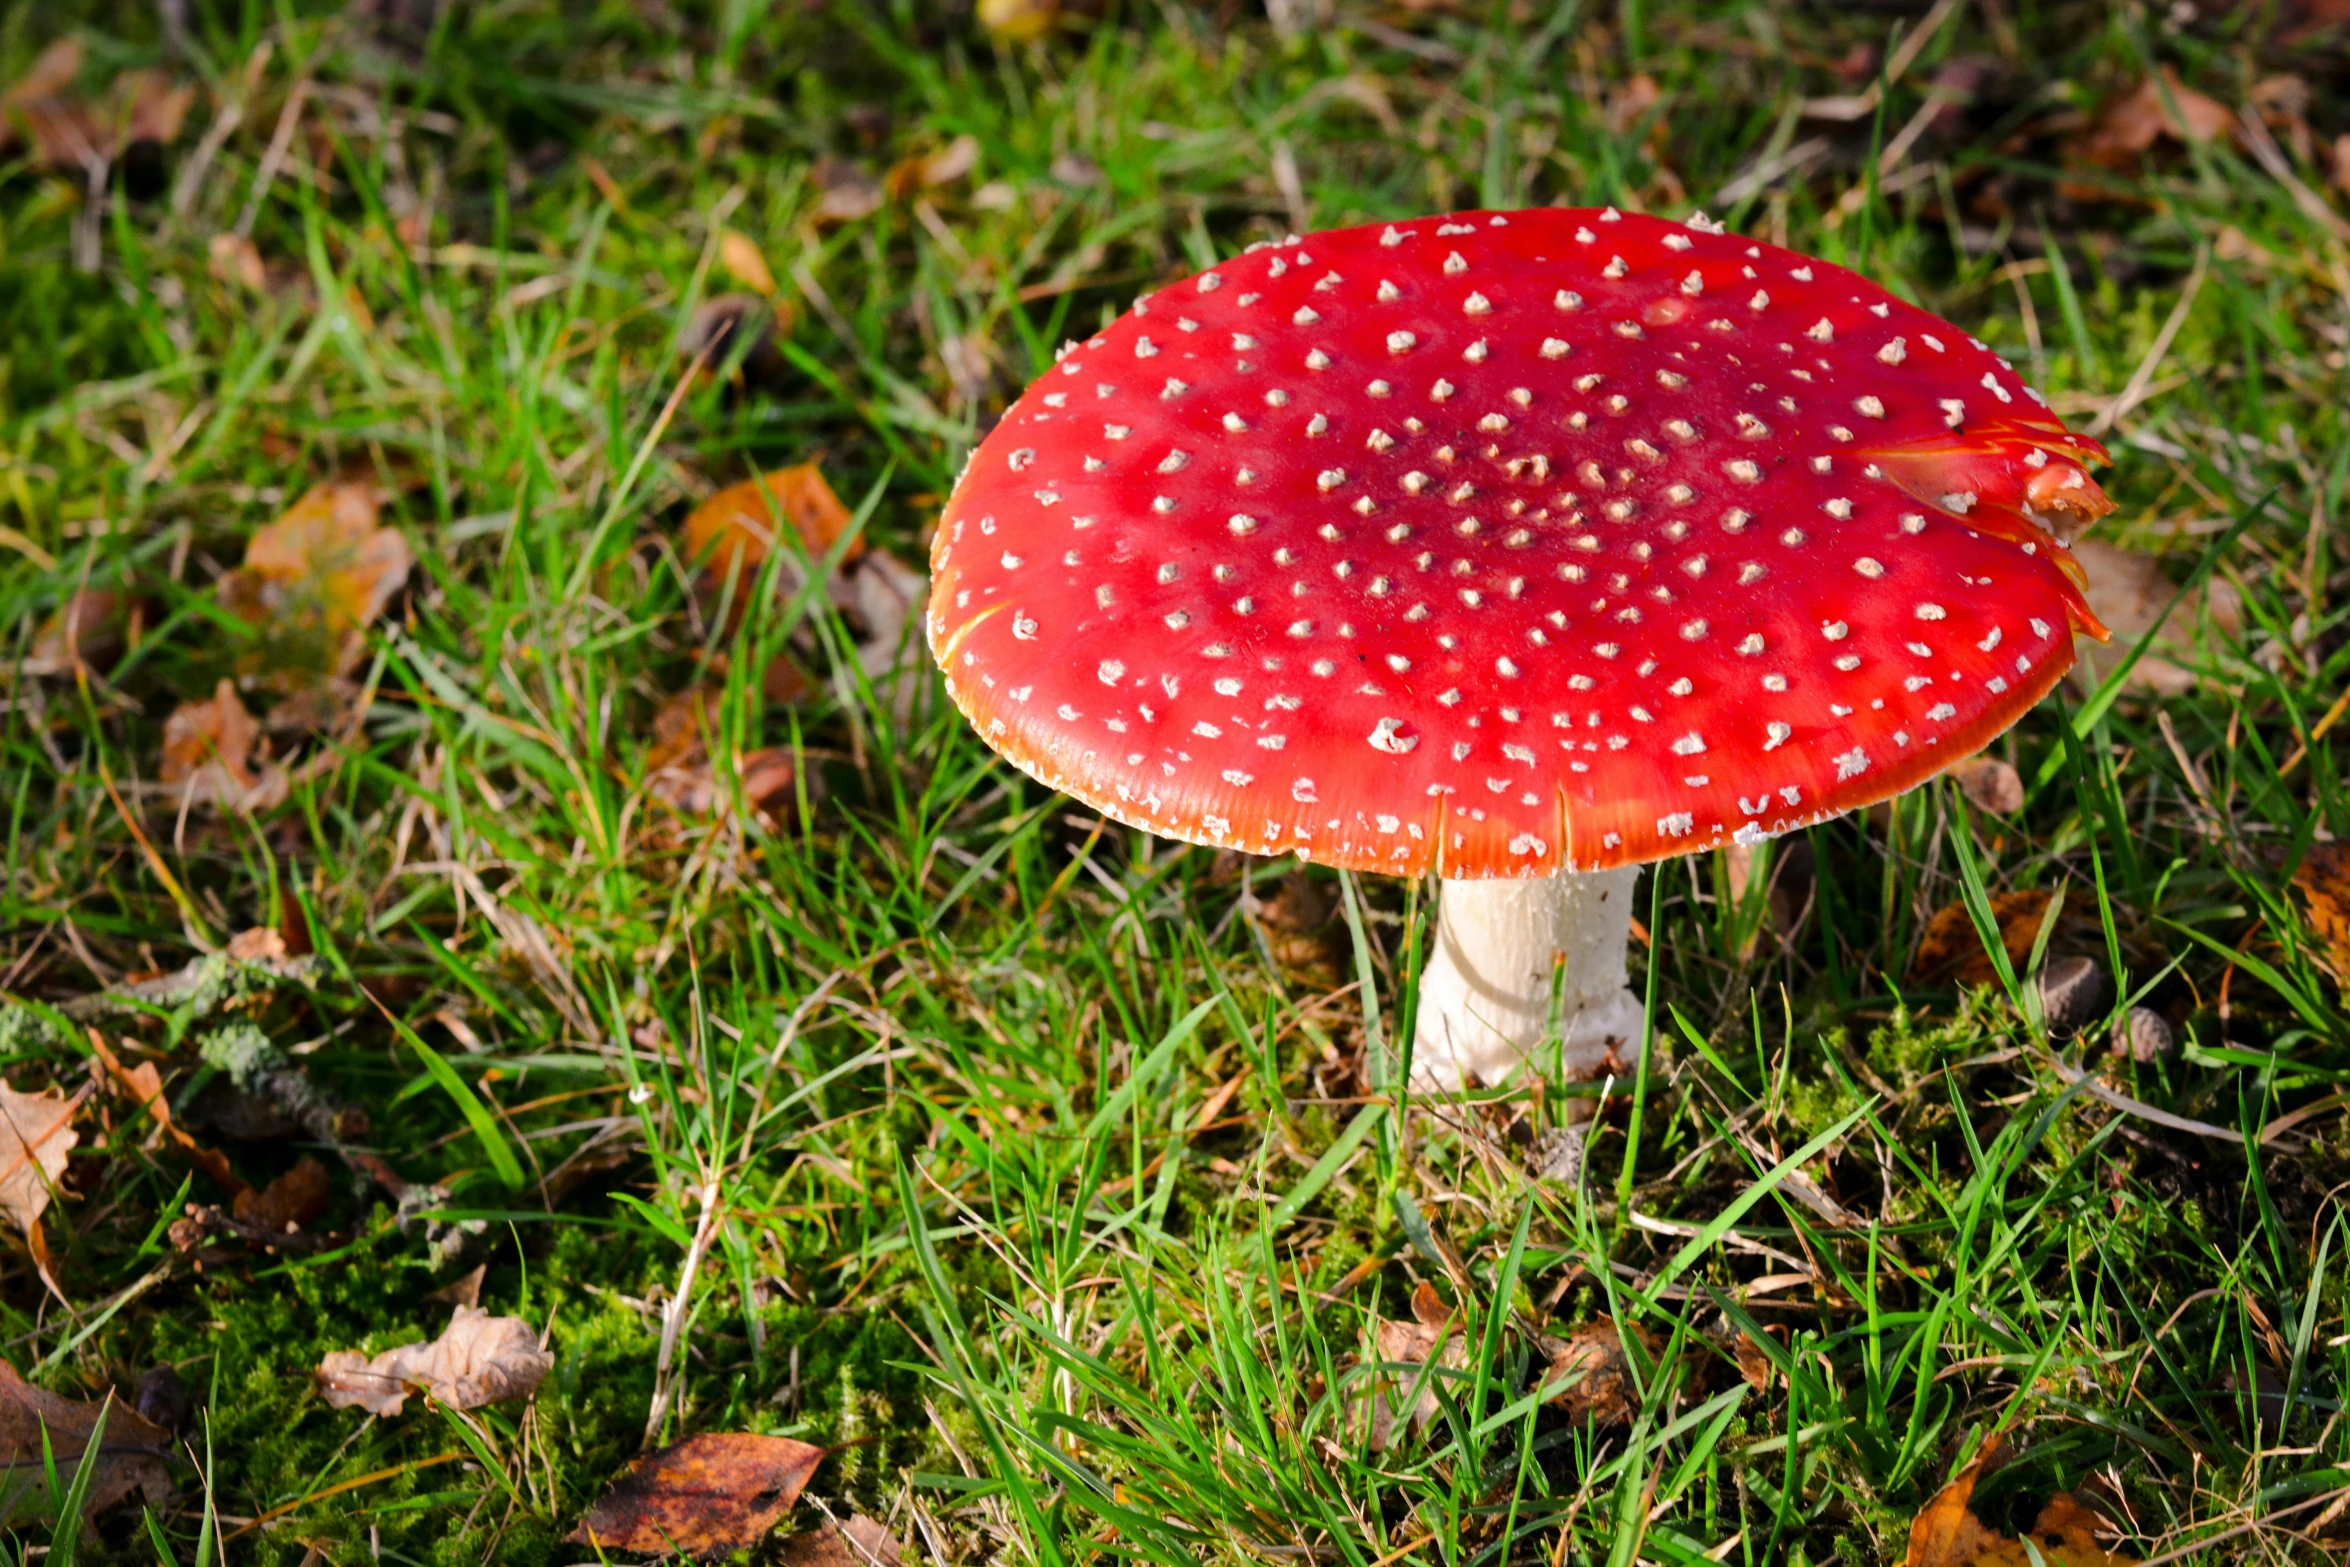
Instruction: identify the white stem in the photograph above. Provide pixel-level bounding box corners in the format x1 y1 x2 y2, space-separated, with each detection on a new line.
1409 867 1644 1091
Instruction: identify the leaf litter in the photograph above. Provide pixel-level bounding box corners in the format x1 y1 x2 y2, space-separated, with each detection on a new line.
315 1305 553 1418
569 1432 826 1556
215 477 411 693
1903 1439 2137 1566
0 1363 175 1523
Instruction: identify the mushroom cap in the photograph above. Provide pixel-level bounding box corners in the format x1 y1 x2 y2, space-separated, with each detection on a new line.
928 208 2114 878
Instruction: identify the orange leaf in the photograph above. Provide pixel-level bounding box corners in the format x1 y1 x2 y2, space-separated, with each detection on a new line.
718 228 776 297
217 480 411 686
1911 889 2055 984
568 1433 824 1556
684 465 864 591
1905 1440 2137 1565
160 679 288 812
2293 843 2350 987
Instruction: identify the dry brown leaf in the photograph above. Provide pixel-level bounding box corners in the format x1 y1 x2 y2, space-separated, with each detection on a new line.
2079 68 2237 170
685 465 863 591
315 1306 551 1417
682 293 790 385
810 160 884 223
1948 755 2025 814
232 1156 330 1236
0 41 192 172
24 589 130 677
217 480 411 687
643 689 796 818
160 679 288 812
424 1264 486 1310
1905 1440 2136 1565
88 1032 245 1199
1541 1317 1654 1425
205 231 263 290
1731 1329 1776 1392
2335 133 2350 199
1912 889 2057 984
568 1433 825 1556
776 1514 905 1567
887 134 981 199
2293 843 2350 985
0 1084 76 1243
1364 1280 1464 1448
2070 539 2242 696
0 1361 174 1520
718 229 776 297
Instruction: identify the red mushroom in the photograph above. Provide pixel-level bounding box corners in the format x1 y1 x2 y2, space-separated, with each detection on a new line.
928 208 2113 1088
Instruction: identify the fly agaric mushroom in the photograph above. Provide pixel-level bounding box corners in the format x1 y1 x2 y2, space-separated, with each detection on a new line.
928 208 2113 1088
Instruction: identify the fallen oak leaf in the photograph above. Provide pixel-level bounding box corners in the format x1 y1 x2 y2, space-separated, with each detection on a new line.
0 1363 174 1523
568 1433 825 1556
316 1305 552 1418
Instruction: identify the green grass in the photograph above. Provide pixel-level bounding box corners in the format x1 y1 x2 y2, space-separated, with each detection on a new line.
2 1 2348 1562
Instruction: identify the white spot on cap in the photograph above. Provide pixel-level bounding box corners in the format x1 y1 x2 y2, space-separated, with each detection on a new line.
1658 812 1694 837
1463 292 1492 315
1368 718 1418 754
1764 721 1791 750
1387 330 1417 353
1834 748 1869 779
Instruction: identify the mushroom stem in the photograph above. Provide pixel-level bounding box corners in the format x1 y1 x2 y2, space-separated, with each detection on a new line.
1409 867 1644 1090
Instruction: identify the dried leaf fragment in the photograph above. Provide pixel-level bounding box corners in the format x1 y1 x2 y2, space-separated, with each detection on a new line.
0 1083 78 1242
1948 755 2024 814
2069 539 2242 696
1905 1439 2137 1565
24 589 130 677
2293 843 2350 987
718 229 777 297
207 232 267 292
160 680 288 812
1540 1317 1654 1425
315 1305 551 1417
568 1433 825 1556
217 480 411 685
776 1514 906 1567
644 688 796 818
810 160 884 223
232 1156 331 1235
685 465 864 591
0 1362 174 1522
2079 69 2237 171
1911 889 2056 984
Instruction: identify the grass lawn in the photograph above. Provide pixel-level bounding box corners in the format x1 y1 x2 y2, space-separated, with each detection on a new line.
2 0 2348 1562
